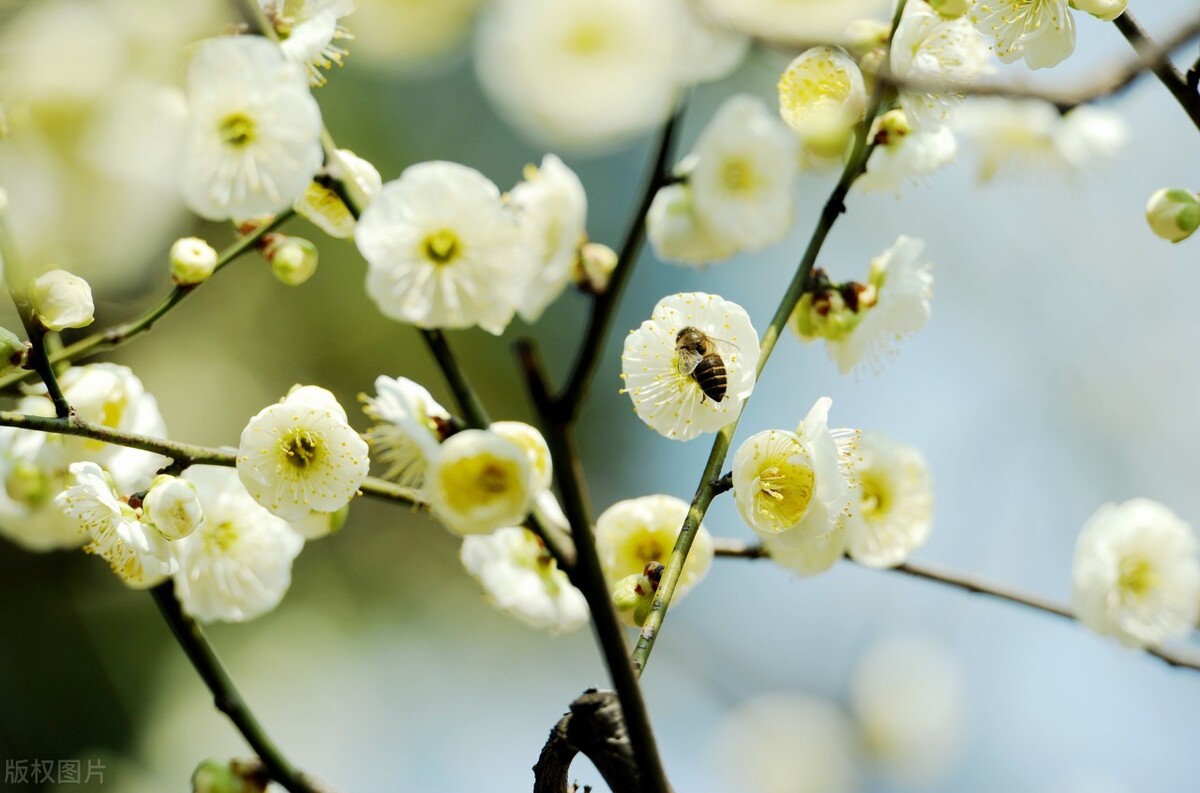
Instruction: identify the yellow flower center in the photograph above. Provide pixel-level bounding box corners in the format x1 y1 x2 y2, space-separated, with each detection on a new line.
756 459 815 529
563 21 612 56
778 55 852 121
719 156 760 195
440 454 522 513
422 229 461 265
280 430 323 471
1118 555 1156 600
205 521 239 554
218 112 257 148
858 471 890 521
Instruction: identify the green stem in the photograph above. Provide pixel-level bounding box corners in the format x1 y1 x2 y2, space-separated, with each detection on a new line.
516 340 670 793
0 211 292 393
150 582 324 793
710 540 1200 673
629 0 909 676
1114 11 1200 132
554 104 686 422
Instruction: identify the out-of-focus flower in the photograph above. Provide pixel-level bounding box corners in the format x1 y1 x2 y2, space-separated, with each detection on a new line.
891 4 993 131
698 0 892 44
850 636 967 787
174 465 305 623
595 494 713 622
141 474 204 542
0 328 27 377
778 47 866 159
460 526 588 633
645 183 739 266
508 155 588 322
169 237 219 285
260 0 357 85
791 236 934 375
959 100 1128 182
1145 188 1200 244
687 94 797 251
930 0 970 18
356 161 532 335
574 241 619 293
28 269 94 331
474 0 679 148
970 0 1075 69
262 235 319 286
669 0 749 84
295 149 382 239
1072 0 1127 22
361 375 450 490
289 505 349 541
179 36 324 222
237 385 369 521
1072 499 1200 649
844 432 933 567
857 116 958 192
424 429 533 536
351 0 481 69
621 292 759 441
57 462 175 588
709 692 860 793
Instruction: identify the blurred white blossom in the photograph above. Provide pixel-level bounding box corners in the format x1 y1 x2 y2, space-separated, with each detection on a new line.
260 0 357 85
646 183 739 266
698 0 891 44
844 433 933 568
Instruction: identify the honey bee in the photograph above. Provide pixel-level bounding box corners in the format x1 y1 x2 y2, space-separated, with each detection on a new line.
675 326 737 403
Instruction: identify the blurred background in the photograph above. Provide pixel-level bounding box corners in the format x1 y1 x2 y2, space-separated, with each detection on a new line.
1 0 1199 791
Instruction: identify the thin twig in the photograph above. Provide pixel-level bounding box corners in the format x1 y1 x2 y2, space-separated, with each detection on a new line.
1113 10 1200 132
710 539 1200 673
628 0 911 676
517 340 670 793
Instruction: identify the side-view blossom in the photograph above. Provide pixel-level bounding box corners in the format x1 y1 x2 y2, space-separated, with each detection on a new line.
508 154 588 322
855 112 958 193
295 149 382 239
969 0 1075 69
791 236 934 375
260 0 357 85
237 385 370 521
595 494 713 623
174 465 306 623
56 462 175 588
778 47 867 159
645 183 739 266
424 428 533 536
460 526 588 633
621 292 759 441
844 432 933 568
141 474 204 542
179 36 324 221
687 94 797 251
361 375 450 490
356 161 532 335
1072 499 1200 649
29 269 94 331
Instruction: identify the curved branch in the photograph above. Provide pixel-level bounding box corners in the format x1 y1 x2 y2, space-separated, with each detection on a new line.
533 690 652 793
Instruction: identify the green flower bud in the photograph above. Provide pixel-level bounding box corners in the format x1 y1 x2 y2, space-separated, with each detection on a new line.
263 235 319 286
191 758 268 793
872 109 912 148
0 326 28 376
170 237 219 285
611 562 664 627
1145 188 1200 243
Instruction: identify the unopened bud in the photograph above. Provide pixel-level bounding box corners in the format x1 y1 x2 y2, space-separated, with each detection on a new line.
1070 0 1127 22
262 235 319 286
191 758 268 793
928 0 970 18
871 109 912 147
574 242 619 294
0 326 27 375
610 562 665 627
1145 188 1200 243
29 269 94 331
290 505 349 540
170 237 219 286
142 475 204 541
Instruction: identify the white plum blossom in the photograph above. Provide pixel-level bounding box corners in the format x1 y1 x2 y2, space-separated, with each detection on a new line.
621 292 760 441
29 269 94 331
508 154 588 322
687 94 797 251
56 462 175 588
179 36 324 221
173 465 306 623
767 526 848 577
1072 499 1200 649
856 121 959 193
356 161 532 335
260 0 357 85
595 494 714 617
237 385 370 521
362 375 450 490
844 433 933 568
969 0 1075 69
0 428 79 551
777 47 867 159
141 474 204 542
350 0 481 67
669 0 749 85
474 0 679 148
891 3 993 131
490 421 553 496
645 183 739 266
460 526 588 633
295 149 382 239
424 429 534 536
698 0 892 44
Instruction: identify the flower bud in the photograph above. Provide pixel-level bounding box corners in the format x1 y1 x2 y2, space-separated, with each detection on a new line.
142 475 204 541
0 326 28 376
611 562 665 627
574 241 619 294
871 109 912 148
191 758 268 793
290 505 349 540
928 0 970 18
170 237 219 285
1145 188 1200 243
1070 0 1127 22
262 235 319 286
29 269 94 331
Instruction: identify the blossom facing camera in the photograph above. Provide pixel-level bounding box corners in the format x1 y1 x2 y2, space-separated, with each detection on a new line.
425 429 534 536
777 47 866 158
237 385 370 521
29 269 94 331
844 433 933 568
179 36 324 221
621 292 759 441
169 237 219 285
141 474 204 542
1145 188 1200 244
1072 499 1200 649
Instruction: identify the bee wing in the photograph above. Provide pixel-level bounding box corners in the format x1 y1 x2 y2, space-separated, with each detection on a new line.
675 347 704 376
709 336 741 358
